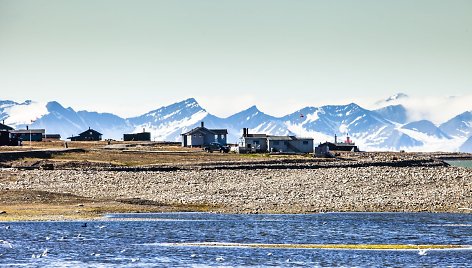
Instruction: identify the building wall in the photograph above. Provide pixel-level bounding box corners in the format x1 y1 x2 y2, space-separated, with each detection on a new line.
213 134 227 145
15 133 43 142
241 137 267 152
268 139 313 153
188 133 204 147
0 131 10 146
184 132 227 147
124 132 151 141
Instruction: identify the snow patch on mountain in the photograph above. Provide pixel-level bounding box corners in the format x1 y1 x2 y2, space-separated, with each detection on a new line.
459 136 472 153
397 128 461 152
3 101 48 126
133 109 208 141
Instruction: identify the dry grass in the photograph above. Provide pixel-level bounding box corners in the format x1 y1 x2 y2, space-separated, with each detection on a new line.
1 141 300 166
50 150 274 166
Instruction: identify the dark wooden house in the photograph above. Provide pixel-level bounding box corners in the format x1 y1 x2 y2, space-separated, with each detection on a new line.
10 127 45 142
0 121 14 131
315 134 359 157
0 131 20 146
0 122 19 146
124 129 151 141
68 127 102 141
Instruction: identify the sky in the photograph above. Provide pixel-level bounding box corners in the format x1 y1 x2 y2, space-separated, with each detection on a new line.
0 0 471 119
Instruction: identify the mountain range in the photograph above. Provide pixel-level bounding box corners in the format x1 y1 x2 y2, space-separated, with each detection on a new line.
1 95 471 152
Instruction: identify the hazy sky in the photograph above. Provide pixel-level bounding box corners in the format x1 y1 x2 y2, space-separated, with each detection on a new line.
1 0 471 117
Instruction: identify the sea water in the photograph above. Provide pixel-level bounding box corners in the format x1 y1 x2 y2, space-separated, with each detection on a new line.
446 159 472 169
1 213 471 267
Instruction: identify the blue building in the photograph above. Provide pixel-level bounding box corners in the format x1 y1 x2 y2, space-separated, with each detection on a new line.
181 122 228 147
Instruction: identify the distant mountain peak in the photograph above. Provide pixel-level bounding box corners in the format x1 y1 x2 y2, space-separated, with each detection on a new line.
245 105 260 112
385 93 408 102
376 93 409 106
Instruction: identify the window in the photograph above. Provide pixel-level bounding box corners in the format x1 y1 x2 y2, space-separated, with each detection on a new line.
220 134 224 140
273 141 279 145
254 140 259 145
284 141 288 145
303 141 308 145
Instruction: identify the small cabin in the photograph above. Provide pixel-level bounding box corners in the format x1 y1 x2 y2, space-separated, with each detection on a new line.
124 129 151 141
315 134 359 157
68 127 103 141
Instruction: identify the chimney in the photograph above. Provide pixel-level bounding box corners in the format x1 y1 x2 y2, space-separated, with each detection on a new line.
26 125 29 130
201 122 204 128
242 128 247 137
334 134 337 144
2 120 4 125
89 127 91 130
143 128 145 133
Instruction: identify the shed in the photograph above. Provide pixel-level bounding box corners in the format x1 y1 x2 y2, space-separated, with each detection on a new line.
124 130 151 141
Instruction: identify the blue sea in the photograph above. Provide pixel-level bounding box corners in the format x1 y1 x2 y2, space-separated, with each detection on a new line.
1 213 471 267
446 159 472 169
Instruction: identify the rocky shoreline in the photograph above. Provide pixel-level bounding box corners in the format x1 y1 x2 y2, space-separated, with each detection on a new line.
1 156 471 215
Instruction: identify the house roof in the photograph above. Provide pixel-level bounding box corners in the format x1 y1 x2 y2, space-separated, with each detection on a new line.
319 141 356 147
181 126 228 136
211 129 228 135
78 128 103 136
267 135 313 141
0 123 14 131
244 134 268 138
10 129 45 134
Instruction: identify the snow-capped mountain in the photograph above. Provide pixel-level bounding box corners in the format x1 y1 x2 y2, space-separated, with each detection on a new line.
460 136 472 153
375 93 409 106
439 111 472 138
127 98 210 141
401 120 451 139
13 101 133 140
374 105 408 124
281 103 421 150
0 97 470 152
224 106 291 139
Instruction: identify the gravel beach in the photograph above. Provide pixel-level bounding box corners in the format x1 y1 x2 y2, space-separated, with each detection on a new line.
1 163 471 214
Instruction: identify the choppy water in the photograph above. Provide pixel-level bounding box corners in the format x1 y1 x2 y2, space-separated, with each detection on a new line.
446 159 472 168
1 213 471 267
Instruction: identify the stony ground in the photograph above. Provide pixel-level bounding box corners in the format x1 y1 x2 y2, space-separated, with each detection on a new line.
1 164 470 217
